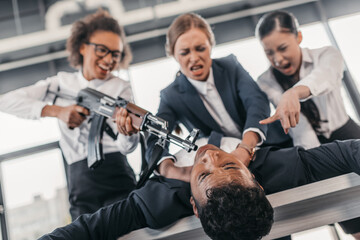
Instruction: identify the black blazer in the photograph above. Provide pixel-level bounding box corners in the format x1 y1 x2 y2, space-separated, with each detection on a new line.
41 140 360 240
146 54 271 161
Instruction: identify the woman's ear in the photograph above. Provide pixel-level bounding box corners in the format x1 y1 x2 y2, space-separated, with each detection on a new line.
190 196 199 218
173 54 180 63
79 43 86 56
297 31 303 45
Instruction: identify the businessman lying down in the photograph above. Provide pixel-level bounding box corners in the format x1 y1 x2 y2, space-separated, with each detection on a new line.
40 136 360 240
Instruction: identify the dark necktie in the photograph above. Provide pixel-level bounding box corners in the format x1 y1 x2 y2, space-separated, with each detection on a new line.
207 131 223 147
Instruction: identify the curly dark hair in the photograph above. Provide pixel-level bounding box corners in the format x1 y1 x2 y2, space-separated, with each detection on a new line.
196 183 274 240
66 9 132 69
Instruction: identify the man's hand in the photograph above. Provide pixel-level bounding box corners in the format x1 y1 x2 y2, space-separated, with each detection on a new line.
115 107 139 136
42 104 89 129
158 159 192 182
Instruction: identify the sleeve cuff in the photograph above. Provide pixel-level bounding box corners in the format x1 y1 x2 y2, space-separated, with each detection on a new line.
116 132 140 154
33 102 48 119
243 128 266 146
153 156 177 176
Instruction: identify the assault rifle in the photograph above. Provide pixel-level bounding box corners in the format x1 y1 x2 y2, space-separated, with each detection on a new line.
54 88 199 174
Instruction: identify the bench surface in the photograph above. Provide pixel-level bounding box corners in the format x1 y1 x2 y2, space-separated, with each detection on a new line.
120 173 360 240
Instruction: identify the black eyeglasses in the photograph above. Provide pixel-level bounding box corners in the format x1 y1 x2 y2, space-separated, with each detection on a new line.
86 42 125 62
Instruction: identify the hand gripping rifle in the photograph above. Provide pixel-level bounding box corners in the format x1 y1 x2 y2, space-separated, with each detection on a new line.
75 88 199 185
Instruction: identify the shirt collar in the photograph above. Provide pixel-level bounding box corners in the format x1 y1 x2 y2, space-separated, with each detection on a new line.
187 68 214 95
301 48 313 64
77 70 111 89
299 48 313 79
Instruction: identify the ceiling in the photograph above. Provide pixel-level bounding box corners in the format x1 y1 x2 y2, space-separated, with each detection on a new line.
1 0 360 93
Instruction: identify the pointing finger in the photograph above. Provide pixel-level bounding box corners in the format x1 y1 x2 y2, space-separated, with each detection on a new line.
259 114 278 125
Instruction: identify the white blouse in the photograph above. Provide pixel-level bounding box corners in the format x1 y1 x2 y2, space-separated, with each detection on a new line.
257 46 349 149
0 71 139 164
188 68 266 145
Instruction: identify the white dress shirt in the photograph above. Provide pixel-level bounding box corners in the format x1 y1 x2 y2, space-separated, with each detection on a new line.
157 67 265 166
0 71 139 164
257 46 349 149
188 68 266 144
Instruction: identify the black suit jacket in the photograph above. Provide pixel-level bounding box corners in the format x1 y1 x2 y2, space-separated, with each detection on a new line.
41 140 360 240
146 54 271 161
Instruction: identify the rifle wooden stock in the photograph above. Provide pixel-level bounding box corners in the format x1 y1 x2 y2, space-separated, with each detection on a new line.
126 103 148 130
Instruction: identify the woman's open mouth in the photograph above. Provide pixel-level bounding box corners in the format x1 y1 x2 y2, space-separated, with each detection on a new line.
277 62 293 74
190 64 204 76
98 63 112 75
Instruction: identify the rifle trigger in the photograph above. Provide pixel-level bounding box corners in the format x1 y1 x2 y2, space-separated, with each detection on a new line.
104 122 118 140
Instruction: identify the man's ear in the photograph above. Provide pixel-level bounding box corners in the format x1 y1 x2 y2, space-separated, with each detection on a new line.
190 196 199 218
297 31 303 45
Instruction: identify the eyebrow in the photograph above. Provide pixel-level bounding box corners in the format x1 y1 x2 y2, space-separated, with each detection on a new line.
222 162 235 167
198 172 211 183
179 43 207 50
198 162 238 182
277 43 288 48
223 162 241 171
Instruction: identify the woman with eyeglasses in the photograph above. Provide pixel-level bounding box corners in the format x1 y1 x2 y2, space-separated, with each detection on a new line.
0 10 139 220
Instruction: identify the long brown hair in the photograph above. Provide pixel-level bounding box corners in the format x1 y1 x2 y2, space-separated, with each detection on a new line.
165 13 215 56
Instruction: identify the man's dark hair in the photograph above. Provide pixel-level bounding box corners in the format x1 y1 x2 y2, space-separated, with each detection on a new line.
195 183 274 240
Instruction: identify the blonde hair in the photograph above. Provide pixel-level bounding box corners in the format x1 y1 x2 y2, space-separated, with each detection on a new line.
165 13 215 56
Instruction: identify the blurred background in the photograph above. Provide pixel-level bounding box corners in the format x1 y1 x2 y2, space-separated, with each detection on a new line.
0 0 360 239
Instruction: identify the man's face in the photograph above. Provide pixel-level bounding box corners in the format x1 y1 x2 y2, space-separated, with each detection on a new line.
173 28 212 81
260 29 302 76
190 144 256 208
80 30 123 80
